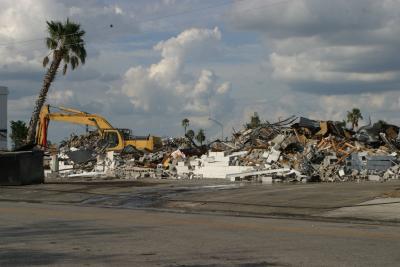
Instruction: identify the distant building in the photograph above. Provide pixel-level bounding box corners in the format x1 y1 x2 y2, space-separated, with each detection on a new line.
0 86 8 150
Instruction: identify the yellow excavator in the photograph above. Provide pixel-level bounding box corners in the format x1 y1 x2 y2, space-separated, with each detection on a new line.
36 105 162 152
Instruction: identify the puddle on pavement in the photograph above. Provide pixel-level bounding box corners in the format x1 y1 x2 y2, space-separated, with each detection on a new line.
79 183 242 209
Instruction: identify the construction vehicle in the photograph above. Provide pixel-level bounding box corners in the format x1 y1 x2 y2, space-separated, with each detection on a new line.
36 105 162 152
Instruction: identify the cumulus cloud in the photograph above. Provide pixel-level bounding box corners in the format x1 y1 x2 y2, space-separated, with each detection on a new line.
47 89 77 106
120 27 233 127
304 92 399 124
1 1 237 140
0 1 135 121
229 0 400 94
0 0 140 98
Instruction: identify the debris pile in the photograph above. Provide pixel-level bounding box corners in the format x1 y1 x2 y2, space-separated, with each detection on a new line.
54 132 103 176
59 131 102 151
48 116 400 183
170 117 400 183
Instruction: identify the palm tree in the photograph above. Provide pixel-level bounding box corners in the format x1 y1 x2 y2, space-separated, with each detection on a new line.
181 118 189 135
246 112 261 129
346 108 363 130
195 129 206 146
26 18 86 144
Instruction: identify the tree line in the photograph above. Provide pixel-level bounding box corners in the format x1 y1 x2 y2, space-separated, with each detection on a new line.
181 118 205 145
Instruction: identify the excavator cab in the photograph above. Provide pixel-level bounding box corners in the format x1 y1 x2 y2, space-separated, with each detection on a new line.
117 128 134 140
103 129 123 150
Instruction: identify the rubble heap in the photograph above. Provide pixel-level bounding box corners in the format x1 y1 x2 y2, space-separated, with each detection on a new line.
59 131 101 151
48 117 400 183
171 117 400 183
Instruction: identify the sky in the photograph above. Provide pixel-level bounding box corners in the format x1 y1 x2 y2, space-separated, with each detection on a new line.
2 0 400 143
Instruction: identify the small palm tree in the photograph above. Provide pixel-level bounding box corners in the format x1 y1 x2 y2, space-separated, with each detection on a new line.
186 129 195 140
195 129 206 146
346 108 363 130
26 18 86 144
246 112 261 129
181 118 189 135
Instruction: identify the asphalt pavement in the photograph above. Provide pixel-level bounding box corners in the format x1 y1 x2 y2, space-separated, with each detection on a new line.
1 178 400 266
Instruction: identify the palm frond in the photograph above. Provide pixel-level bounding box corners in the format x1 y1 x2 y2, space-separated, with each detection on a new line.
42 56 49 68
70 56 79 70
63 53 70 64
46 37 57 50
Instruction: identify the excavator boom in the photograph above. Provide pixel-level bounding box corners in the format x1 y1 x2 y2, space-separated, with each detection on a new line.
36 105 114 146
36 105 162 152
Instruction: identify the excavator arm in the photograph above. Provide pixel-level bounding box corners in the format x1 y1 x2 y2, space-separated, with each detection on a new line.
36 105 115 147
36 104 162 152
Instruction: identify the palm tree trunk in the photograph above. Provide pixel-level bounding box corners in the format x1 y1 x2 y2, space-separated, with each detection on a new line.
26 51 62 144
